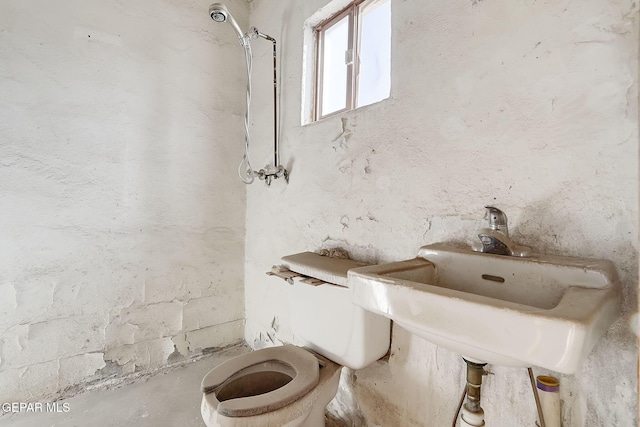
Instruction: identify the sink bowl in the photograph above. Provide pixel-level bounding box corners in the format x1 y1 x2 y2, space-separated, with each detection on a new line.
347 243 621 373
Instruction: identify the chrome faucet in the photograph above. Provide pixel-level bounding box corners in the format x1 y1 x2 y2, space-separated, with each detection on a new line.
471 206 531 257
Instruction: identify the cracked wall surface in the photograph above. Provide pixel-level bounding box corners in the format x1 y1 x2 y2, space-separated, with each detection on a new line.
0 0 248 402
246 0 638 426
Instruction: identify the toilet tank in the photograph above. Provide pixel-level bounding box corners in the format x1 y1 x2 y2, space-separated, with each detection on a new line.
282 252 390 370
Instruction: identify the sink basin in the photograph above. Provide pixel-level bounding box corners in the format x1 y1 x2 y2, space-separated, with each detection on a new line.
347 243 621 373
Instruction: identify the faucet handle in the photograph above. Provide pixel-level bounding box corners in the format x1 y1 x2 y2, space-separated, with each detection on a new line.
485 206 508 236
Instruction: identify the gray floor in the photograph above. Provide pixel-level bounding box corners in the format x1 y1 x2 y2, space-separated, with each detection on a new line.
0 344 251 427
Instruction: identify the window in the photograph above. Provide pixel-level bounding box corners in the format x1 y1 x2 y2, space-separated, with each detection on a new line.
314 0 391 120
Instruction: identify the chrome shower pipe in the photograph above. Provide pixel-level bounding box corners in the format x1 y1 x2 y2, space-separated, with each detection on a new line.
254 28 279 169
249 27 287 185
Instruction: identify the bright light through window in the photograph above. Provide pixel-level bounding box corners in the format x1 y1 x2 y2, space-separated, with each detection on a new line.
315 0 391 120
357 0 391 108
321 15 349 115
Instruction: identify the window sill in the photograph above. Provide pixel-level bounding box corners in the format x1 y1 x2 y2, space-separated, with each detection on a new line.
303 96 391 128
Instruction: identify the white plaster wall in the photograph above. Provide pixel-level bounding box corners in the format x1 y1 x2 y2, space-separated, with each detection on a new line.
245 0 638 425
0 0 248 401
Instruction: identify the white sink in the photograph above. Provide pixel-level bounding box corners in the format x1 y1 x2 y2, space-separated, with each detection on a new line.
347 243 621 373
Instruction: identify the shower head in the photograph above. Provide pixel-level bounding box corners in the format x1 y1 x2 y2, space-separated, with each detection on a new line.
209 3 244 41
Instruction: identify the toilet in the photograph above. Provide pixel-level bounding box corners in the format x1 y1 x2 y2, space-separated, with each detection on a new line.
200 252 390 427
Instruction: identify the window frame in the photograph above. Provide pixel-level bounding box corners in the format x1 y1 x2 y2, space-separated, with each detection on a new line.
313 0 388 121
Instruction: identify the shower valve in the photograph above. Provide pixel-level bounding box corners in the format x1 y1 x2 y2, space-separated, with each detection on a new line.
256 165 288 186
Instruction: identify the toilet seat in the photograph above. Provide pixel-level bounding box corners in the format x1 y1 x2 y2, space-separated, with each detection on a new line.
201 345 320 417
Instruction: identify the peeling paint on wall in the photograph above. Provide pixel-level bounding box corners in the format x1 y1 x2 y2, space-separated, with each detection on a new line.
0 0 249 402
245 0 638 425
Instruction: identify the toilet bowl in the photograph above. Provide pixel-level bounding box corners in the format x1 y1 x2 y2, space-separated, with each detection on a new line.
200 252 390 427
201 345 342 427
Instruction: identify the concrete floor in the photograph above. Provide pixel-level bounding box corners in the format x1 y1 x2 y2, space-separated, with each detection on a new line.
0 344 251 427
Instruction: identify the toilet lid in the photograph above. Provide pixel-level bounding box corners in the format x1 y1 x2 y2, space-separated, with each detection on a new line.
201 345 320 417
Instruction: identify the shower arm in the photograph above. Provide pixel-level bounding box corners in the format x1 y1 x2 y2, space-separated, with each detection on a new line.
252 28 288 186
